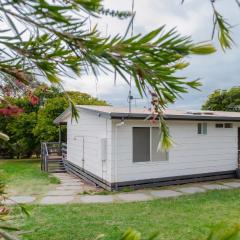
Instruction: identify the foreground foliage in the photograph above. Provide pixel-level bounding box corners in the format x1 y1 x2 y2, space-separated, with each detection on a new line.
121 227 240 240
0 0 215 99
0 170 23 240
0 0 216 149
182 0 236 51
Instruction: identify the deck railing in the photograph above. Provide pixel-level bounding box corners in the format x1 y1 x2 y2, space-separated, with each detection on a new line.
41 142 49 172
41 142 66 172
61 142 67 161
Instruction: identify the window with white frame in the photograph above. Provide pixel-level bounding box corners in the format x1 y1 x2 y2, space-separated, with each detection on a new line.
224 123 233 128
132 127 150 163
215 123 233 128
132 127 168 163
215 123 224 128
197 123 207 135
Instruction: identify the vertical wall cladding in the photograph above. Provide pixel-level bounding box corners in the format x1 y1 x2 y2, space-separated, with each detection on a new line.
66 109 112 182
112 120 238 183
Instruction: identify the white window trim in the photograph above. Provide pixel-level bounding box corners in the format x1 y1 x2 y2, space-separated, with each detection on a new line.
224 123 233 128
215 122 233 129
150 126 153 161
132 126 169 164
215 123 224 128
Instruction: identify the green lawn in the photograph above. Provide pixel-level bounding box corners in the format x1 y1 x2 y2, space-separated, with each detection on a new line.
16 189 240 240
0 159 60 195
2 160 240 240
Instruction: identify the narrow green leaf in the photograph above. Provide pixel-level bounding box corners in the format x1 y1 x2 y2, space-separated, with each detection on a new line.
0 132 9 141
190 44 216 55
46 73 61 84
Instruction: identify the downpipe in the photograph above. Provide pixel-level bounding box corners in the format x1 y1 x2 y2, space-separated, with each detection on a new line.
114 119 125 191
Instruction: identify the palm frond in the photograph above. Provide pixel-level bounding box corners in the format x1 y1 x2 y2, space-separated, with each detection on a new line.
212 6 233 51
0 132 9 141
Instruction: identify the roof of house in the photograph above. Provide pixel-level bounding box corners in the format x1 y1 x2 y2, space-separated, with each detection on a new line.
54 105 240 124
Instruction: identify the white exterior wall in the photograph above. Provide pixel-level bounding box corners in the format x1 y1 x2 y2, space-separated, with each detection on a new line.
112 120 239 183
66 109 112 182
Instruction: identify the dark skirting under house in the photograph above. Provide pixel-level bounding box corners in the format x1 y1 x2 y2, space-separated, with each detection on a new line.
64 160 236 191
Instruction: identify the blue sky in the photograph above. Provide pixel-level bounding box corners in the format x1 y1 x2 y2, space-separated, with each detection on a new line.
63 0 240 110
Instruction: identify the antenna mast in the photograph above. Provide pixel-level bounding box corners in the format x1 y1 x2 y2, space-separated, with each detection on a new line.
128 0 135 113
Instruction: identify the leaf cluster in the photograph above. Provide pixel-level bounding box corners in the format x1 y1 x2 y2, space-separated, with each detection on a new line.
202 86 240 111
0 0 216 148
0 86 107 158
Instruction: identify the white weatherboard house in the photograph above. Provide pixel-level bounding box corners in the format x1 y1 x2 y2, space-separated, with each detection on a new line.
54 105 240 190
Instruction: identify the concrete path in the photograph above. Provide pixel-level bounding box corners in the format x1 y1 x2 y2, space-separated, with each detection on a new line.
2 173 240 205
40 173 98 204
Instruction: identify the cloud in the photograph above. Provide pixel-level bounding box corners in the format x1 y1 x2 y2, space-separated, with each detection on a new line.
63 0 240 110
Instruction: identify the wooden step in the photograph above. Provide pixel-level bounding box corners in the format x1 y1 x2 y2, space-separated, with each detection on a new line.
47 166 66 173
48 156 62 160
48 167 65 171
48 165 65 168
48 163 65 166
48 167 66 173
48 161 62 163
48 164 65 167
48 160 63 163
48 160 64 163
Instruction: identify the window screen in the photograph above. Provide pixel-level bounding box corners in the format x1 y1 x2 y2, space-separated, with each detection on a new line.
224 123 233 128
197 123 207 135
197 123 202 134
202 123 207 134
151 128 168 161
133 127 150 162
216 123 224 128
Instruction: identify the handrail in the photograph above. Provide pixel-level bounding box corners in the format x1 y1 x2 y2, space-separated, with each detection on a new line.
41 142 49 172
44 142 49 156
61 142 67 161
41 142 67 172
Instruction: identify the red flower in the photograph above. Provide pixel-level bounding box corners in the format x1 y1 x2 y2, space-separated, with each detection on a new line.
28 93 39 105
15 79 26 89
150 114 157 124
0 106 23 116
150 119 156 124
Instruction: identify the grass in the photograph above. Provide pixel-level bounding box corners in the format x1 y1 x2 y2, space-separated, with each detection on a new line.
79 187 134 195
0 159 60 195
2 160 240 239
14 188 240 240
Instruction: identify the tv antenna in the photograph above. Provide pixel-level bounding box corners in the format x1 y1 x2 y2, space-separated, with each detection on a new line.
114 0 141 111
128 0 137 113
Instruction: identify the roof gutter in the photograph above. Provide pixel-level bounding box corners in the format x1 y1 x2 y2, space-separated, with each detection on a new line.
54 106 240 124
110 114 240 122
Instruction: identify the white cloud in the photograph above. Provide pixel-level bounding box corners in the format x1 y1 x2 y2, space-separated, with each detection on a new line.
62 0 240 109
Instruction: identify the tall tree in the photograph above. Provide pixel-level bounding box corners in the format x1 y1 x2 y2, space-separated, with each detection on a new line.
33 91 107 143
0 86 107 158
202 87 240 111
0 0 216 148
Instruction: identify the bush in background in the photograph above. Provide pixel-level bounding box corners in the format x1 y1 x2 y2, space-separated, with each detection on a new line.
0 85 107 159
